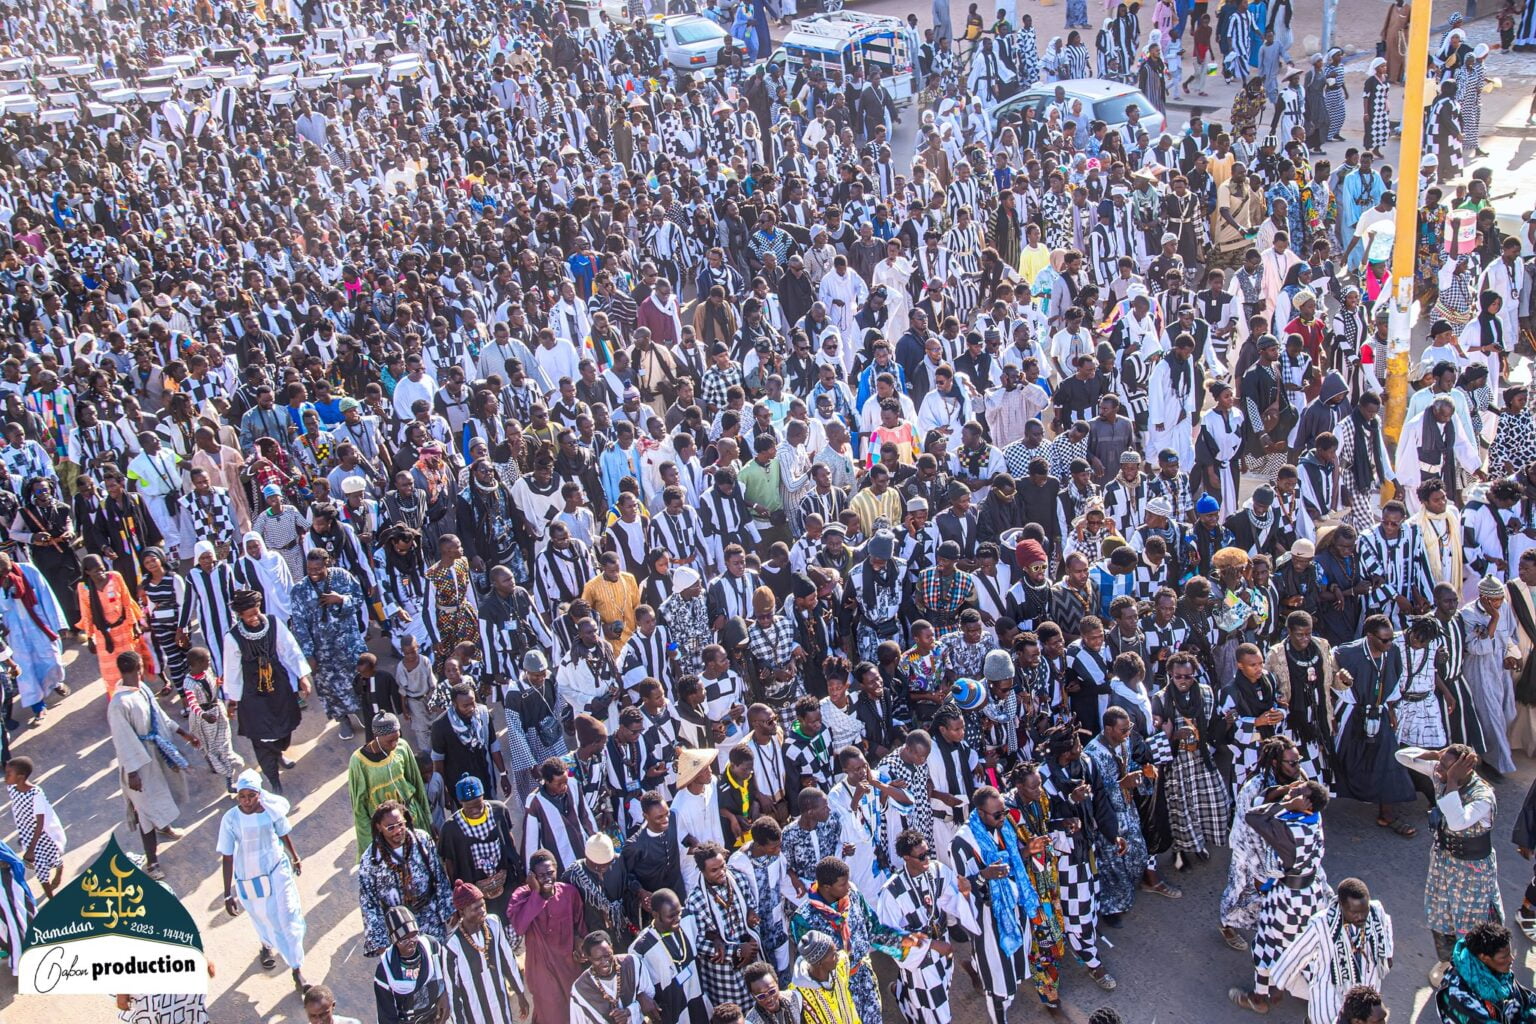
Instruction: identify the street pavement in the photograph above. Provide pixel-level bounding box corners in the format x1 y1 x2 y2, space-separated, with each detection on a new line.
7 2 1536 1023
12 589 1536 1024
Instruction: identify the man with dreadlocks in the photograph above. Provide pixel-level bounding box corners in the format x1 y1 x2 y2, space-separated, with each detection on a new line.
1040 725 1120 993
1229 779 1331 1013
1004 761 1069 1011
374 523 430 655
461 455 524 583
222 588 312 795
1220 735 1306 952
878 825 978 1024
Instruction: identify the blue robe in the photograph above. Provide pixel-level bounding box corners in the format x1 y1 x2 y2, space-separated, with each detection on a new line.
288 567 366 720
0 563 66 711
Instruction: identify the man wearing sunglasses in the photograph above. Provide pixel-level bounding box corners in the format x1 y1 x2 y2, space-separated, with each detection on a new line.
876 827 976 1024
948 786 1038 1024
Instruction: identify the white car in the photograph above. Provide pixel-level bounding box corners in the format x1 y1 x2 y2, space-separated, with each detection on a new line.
649 15 746 70
992 78 1166 138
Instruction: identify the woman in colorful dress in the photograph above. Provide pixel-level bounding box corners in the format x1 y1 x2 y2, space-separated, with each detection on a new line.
424 534 479 671
75 553 155 701
1005 762 1069 1010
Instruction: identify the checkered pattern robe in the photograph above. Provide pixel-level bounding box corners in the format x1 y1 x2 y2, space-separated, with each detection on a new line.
876 861 979 1024
684 867 758 1008
1150 684 1230 856
949 823 1031 1024
187 486 238 553
1247 803 1329 997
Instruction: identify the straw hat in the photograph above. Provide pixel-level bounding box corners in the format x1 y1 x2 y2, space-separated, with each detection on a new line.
676 747 717 790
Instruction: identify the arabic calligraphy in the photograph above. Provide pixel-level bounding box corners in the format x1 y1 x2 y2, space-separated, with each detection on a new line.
78 855 148 930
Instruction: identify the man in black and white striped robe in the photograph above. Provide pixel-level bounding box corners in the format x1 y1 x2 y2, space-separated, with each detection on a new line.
949 790 1030 1024
648 493 707 567
878 827 979 1024
442 888 528 1024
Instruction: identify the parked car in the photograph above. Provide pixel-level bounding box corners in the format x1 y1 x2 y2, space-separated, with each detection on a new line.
991 78 1166 138
649 14 747 70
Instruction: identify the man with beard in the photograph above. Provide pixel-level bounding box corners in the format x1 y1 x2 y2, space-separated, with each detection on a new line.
222 589 311 795
1263 611 1341 790
1220 736 1305 951
442 880 530 1024
1005 537 1053 632
948 786 1038 1024
1152 651 1231 870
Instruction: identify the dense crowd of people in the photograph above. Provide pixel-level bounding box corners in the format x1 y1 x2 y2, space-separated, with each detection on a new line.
3 0 1536 1020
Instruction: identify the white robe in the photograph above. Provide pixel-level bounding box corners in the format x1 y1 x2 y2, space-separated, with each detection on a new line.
671 785 724 893
818 269 869 345
1147 358 1197 469
1393 411 1480 514
873 258 916 342
1479 257 1525 347
551 297 593 350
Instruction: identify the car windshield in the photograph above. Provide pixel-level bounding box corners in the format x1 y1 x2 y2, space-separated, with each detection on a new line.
1093 91 1155 125
673 20 723 43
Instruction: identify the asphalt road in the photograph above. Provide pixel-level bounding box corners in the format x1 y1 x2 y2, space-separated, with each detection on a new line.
10 608 1536 1024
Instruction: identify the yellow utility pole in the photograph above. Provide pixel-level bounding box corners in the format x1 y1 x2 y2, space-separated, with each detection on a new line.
1383 0 1435 444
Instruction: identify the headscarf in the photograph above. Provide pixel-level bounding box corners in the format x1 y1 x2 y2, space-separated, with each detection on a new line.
236 531 294 618
234 767 291 817
414 445 449 502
